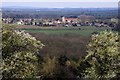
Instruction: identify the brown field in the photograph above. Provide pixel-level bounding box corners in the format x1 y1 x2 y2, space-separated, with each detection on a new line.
30 33 90 59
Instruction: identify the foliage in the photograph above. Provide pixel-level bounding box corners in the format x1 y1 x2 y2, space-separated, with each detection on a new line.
2 25 44 78
2 24 120 79
65 59 80 78
40 55 60 78
40 55 78 79
3 8 117 19
77 59 91 78
83 31 120 79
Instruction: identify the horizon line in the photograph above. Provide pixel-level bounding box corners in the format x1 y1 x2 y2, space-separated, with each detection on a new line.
2 2 118 8
2 6 118 8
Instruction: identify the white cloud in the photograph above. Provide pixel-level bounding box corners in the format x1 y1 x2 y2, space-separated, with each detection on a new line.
2 0 120 2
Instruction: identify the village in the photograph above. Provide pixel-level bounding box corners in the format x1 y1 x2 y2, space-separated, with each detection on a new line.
2 15 118 28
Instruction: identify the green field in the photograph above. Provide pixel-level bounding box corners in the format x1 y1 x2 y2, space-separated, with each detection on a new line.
21 26 111 36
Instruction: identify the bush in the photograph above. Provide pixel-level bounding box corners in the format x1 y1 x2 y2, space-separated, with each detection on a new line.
2 25 44 78
40 55 61 79
83 31 119 79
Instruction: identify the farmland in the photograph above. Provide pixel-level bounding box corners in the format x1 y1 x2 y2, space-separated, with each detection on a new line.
16 25 111 36
14 25 112 58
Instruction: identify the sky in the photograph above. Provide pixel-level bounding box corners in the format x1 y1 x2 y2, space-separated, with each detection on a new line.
2 0 120 2
2 0 120 8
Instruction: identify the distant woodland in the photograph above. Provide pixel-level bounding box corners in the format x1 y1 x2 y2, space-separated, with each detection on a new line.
2 8 118 19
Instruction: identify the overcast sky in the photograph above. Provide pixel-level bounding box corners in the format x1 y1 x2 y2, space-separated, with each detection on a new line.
2 0 119 8
2 0 120 2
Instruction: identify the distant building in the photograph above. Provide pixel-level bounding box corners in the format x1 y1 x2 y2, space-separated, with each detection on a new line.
17 19 24 25
111 18 118 24
62 16 78 23
78 15 95 23
2 18 13 23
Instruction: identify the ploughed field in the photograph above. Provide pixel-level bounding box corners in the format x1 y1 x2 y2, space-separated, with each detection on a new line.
16 25 111 59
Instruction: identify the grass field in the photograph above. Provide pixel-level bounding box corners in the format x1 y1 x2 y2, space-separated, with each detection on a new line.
16 25 111 36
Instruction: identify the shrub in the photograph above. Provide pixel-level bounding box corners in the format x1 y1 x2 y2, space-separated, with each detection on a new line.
2 25 44 78
40 55 60 79
84 31 119 79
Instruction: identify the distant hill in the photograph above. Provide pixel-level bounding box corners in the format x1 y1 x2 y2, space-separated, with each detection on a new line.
2 7 118 19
